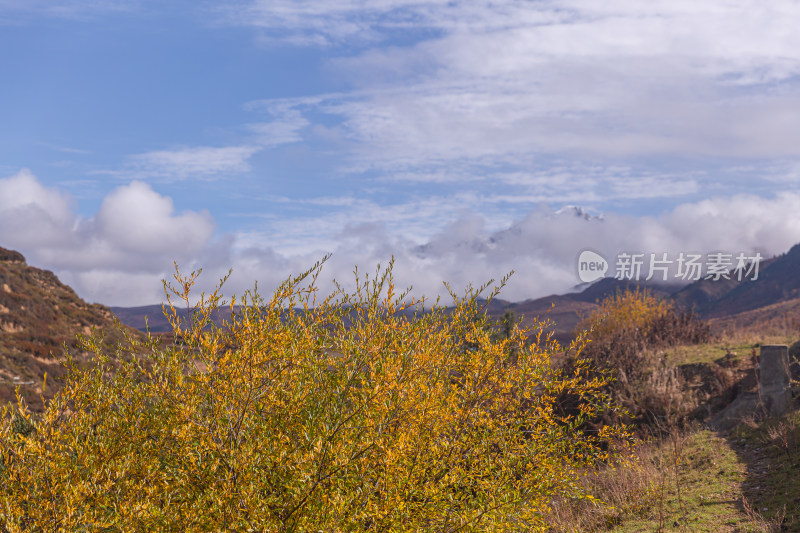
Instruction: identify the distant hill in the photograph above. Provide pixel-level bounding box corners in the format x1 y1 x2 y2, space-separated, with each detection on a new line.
708 296 800 335
492 277 679 343
110 304 178 333
704 244 800 317
668 255 777 316
496 295 598 344
571 276 678 303
107 275 728 344
0 247 135 410
484 246 800 339
670 275 743 314
109 242 800 344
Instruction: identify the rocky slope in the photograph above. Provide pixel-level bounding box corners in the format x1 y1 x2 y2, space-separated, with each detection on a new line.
0 247 135 411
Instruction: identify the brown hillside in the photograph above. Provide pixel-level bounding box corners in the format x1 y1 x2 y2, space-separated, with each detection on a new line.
0 247 138 411
708 295 800 335
706 244 800 317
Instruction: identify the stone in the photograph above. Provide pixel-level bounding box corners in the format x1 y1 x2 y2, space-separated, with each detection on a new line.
709 345 793 430
759 345 791 417
709 392 759 431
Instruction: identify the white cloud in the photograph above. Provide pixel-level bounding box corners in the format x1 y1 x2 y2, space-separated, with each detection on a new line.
0 169 76 248
301 192 800 302
94 181 214 256
121 145 261 181
3 170 800 307
0 171 218 305
222 0 800 186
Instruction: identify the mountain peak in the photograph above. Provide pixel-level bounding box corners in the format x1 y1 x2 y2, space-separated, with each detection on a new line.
554 205 604 221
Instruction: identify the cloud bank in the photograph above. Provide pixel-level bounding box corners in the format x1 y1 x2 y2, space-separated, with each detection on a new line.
2 169 799 307
228 0 800 176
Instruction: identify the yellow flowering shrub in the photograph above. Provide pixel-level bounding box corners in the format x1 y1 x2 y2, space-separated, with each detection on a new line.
0 260 628 531
580 288 670 343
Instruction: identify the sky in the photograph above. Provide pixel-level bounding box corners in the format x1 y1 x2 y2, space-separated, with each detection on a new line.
2 0 800 306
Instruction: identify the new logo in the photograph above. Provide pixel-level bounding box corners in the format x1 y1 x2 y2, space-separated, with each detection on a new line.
577 250 608 283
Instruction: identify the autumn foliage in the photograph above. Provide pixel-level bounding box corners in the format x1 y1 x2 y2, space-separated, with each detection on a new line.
572 288 712 427
0 261 628 531
579 288 710 351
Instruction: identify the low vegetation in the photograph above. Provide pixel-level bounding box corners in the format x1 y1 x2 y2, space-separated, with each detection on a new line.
564 288 713 428
550 289 800 532
0 261 630 531
1 260 798 532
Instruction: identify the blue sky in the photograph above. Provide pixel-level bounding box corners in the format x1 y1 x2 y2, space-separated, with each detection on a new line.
2 0 800 305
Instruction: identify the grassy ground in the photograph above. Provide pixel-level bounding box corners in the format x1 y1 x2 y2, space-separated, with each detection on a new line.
731 409 800 530
549 428 754 531
658 336 799 367
549 332 800 532
616 336 800 532
549 409 800 532
607 427 792 532
659 341 759 366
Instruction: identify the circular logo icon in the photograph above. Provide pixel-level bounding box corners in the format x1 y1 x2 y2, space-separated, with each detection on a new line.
577 250 608 283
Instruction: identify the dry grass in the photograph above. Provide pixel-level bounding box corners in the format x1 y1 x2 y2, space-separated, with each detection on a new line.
548 421 800 532
546 439 665 531
566 289 715 429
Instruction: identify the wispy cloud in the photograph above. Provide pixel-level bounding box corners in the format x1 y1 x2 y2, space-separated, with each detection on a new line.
123 145 261 181
229 168 697 259
95 145 261 182
236 194 483 256
37 142 91 155
0 0 135 21
223 0 800 77
219 0 576 46
246 111 309 147
220 0 800 195
100 103 307 181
